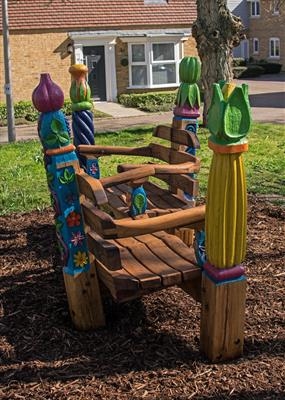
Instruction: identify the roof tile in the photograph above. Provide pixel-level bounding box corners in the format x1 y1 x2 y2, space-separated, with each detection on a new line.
0 0 196 31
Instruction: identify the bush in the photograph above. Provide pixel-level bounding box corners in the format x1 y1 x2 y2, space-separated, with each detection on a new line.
0 99 74 125
257 62 282 74
233 66 247 79
118 91 177 112
235 65 265 78
233 58 246 67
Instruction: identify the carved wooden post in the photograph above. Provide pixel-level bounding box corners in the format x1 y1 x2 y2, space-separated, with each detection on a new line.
32 74 105 330
173 57 204 257
200 81 251 361
69 64 100 178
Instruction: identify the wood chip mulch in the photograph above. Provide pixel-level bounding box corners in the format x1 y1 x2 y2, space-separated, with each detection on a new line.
0 195 284 399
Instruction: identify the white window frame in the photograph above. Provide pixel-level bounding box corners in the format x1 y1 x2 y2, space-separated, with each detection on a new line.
144 0 167 4
128 39 180 89
272 0 280 15
269 37 280 59
250 1 260 17
253 38 259 54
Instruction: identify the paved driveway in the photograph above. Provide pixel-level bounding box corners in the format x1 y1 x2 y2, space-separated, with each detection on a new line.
235 73 285 124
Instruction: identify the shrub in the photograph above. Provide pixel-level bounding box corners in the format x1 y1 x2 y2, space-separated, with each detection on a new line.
233 66 247 79
258 62 282 74
235 65 265 78
0 99 74 125
118 91 177 112
233 58 246 67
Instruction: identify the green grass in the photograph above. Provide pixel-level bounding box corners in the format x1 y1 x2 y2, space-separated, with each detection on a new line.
0 123 284 215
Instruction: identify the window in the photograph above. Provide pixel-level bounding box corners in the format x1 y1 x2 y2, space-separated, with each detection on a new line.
144 0 167 4
250 1 260 17
129 41 179 88
272 0 280 14
269 38 280 58
253 38 259 54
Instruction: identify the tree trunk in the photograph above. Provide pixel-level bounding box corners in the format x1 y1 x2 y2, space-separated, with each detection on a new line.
192 0 245 124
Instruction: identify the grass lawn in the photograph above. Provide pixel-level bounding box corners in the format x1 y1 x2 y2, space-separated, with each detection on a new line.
0 123 284 215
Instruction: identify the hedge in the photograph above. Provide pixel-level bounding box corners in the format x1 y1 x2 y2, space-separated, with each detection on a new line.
118 91 177 112
255 62 282 74
234 65 265 79
0 100 73 124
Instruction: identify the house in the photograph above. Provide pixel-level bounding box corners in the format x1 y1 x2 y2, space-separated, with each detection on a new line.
247 0 285 68
0 0 198 103
228 0 250 59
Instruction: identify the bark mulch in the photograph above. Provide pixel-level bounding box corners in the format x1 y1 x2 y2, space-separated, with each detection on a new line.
0 195 284 399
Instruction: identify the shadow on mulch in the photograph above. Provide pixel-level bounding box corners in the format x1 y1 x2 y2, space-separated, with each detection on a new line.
0 200 284 398
0 214 201 383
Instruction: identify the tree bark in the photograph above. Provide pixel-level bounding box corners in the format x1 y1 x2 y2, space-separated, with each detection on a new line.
192 0 245 123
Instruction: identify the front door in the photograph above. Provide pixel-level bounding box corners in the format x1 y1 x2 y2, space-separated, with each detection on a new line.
84 46 106 101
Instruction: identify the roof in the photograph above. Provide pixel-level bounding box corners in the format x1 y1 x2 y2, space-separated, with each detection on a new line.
0 0 197 32
69 28 192 40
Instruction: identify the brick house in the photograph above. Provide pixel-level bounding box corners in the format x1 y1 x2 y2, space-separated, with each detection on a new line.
228 0 250 59
247 0 284 68
0 0 198 103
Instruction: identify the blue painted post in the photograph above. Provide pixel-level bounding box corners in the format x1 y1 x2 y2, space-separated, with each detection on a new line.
32 73 105 330
69 64 100 179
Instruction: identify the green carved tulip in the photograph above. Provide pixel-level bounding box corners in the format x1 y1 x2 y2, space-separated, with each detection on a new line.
207 81 251 145
176 57 201 108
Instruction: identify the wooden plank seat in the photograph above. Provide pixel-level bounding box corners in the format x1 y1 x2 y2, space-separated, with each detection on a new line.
87 229 201 303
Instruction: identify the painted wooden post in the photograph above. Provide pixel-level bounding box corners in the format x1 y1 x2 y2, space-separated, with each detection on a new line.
69 64 100 178
32 73 105 330
200 81 251 361
173 57 204 258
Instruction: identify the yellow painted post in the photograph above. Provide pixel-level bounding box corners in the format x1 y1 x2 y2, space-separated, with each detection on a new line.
200 81 251 362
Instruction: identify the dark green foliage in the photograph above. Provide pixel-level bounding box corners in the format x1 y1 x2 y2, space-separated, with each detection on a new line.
247 59 282 74
0 100 74 124
118 91 177 112
235 65 265 79
256 62 282 74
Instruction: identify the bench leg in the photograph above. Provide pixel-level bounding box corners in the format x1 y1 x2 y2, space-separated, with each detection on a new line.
200 272 246 362
63 262 105 330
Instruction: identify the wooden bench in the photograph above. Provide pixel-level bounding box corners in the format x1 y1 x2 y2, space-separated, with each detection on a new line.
75 124 205 303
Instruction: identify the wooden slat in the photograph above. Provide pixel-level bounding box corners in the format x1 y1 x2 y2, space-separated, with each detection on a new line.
100 165 155 188
81 200 117 238
105 189 128 209
95 259 140 301
78 144 152 157
144 181 187 209
136 234 200 281
147 192 177 210
114 205 206 238
118 161 200 175
87 230 122 271
154 125 200 148
111 240 162 290
116 237 182 287
76 172 108 205
153 231 198 265
156 173 199 198
150 143 198 164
